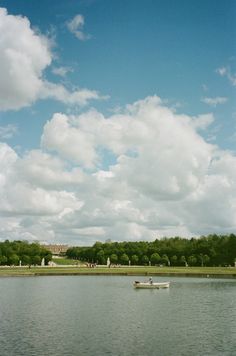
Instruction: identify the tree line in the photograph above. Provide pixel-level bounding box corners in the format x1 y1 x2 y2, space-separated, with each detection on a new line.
0 240 52 266
66 234 236 267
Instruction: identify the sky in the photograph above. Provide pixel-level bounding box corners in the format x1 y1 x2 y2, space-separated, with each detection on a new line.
0 0 236 245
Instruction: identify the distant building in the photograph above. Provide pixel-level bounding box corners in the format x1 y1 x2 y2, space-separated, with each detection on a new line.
41 244 69 256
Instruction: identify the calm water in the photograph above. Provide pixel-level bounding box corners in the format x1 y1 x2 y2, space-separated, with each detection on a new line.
0 276 235 356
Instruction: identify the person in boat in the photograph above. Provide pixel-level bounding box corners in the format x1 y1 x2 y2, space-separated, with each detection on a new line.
149 277 153 284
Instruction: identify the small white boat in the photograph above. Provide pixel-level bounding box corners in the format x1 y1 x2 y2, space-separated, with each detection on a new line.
133 281 170 289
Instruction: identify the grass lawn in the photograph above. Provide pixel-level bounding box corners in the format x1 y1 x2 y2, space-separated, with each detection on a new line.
0 266 235 277
52 258 79 265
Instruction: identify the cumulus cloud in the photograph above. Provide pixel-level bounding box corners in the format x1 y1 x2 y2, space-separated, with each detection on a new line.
16 150 85 189
0 143 17 192
0 143 83 217
202 97 228 107
0 7 51 110
191 114 214 130
67 14 91 41
42 96 213 201
41 113 98 168
0 8 105 111
0 96 236 244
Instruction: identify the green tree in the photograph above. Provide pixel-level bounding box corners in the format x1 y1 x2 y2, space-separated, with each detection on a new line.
198 253 204 267
110 254 118 264
170 255 178 266
161 254 170 266
21 255 31 266
188 255 197 266
44 253 52 265
180 255 187 266
120 253 129 265
8 253 19 266
141 255 149 265
203 254 210 266
227 234 236 265
0 255 7 265
96 250 106 264
150 253 161 265
31 255 41 265
131 254 139 265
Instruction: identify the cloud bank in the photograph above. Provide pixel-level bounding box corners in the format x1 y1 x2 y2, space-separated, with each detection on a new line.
0 7 235 245
0 96 236 244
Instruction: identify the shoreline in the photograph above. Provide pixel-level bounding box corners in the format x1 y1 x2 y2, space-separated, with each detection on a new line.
0 266 236 279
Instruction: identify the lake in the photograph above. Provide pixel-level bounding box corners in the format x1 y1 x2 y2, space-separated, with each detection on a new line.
0 276 235 356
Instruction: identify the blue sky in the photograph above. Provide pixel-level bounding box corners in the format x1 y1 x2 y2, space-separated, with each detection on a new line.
2 0 236 149
0 0 235 244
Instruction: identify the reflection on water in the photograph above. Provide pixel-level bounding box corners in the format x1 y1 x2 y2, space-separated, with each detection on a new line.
0 276 235 356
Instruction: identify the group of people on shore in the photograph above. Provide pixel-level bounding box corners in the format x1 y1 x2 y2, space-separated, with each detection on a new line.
85 263 97 268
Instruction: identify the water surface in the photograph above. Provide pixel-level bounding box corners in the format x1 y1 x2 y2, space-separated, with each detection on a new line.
0 276 235 356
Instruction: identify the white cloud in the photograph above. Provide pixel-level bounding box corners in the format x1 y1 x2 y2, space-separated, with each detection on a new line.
40 82 108 106
67 14 91 41
52 66 73 77
0 143 83 218
0 8 105 111
42 97 213 200
216 66 236 86
3 185 82 216
191 114 214 130
202 97 228 107
0 143 17 192
0 124 18 139
0 7 51 110
70 227 105 236
41 113 98 168
16 150 85 188
0 96 236 244
216 67 227 76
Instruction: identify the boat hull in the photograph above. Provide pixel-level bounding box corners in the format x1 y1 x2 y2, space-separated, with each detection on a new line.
133 281 170 289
